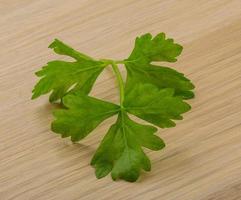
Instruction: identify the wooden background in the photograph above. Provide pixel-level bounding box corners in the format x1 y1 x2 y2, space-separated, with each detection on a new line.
0 0 241 199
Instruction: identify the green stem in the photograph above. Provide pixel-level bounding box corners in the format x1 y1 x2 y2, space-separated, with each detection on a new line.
111 62 125 108
115 60 126 64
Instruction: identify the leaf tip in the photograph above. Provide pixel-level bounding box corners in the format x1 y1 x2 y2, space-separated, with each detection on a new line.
48 38 60 49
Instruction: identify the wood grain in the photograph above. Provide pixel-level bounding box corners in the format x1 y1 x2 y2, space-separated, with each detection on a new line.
0 0 241 199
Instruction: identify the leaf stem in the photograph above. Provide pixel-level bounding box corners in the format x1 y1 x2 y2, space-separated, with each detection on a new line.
111 62 125 108
115 60 126 64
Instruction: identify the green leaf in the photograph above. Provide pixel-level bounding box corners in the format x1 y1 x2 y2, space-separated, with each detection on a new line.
124 84 191 128
51 93 119 142
32 33 195 182
125 33 194 99
128 33 183 63
91 112 165 182
49 39 93 61
32 39 106 102
125 63 195 99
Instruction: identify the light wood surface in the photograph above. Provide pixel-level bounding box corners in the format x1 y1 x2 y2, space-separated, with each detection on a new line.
1 1 241 199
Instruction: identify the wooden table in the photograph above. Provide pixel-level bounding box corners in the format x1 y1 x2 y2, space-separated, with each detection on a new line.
1 1 241 199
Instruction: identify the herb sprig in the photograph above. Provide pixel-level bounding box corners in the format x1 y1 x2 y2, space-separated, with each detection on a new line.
32 33 194 182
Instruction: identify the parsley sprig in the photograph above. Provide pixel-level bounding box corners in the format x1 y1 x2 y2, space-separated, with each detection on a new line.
32 33 194 182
